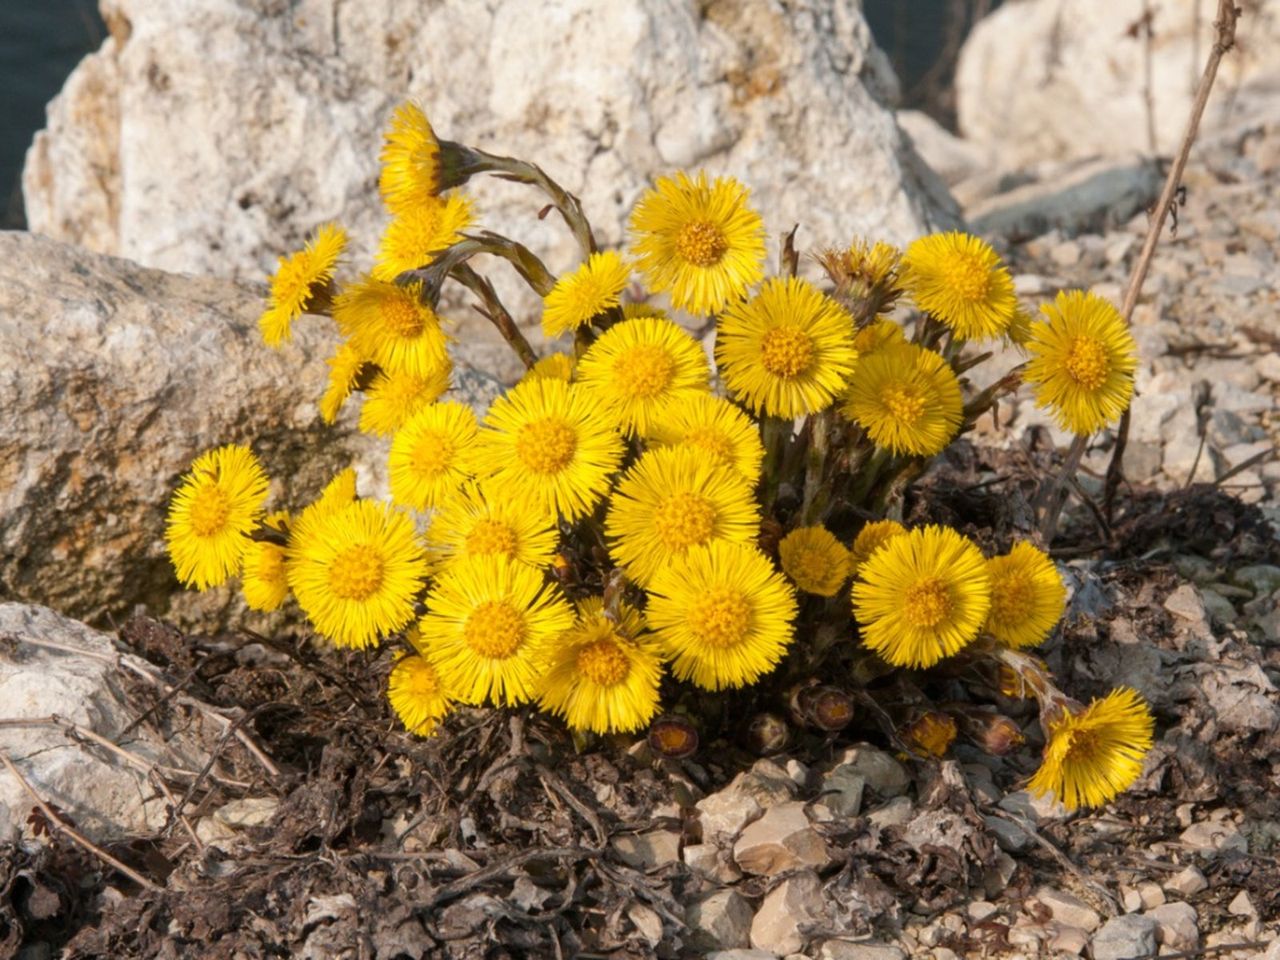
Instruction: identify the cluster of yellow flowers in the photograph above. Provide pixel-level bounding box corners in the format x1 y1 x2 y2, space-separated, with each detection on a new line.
166 103 1153 811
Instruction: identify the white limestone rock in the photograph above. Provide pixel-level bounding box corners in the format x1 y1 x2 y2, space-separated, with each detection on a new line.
25 0 958 303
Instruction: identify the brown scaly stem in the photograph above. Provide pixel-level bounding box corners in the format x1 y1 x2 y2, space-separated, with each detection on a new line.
1102 0 1241 523
800 410 833 524
470 148 598 257
451 264 539 370
403 234 556 302
1035 432 1089 543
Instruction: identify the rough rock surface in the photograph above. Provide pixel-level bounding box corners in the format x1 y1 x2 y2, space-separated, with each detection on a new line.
24 0 958 296
955 0 1280 168
0 231 499 628
0 603 208 841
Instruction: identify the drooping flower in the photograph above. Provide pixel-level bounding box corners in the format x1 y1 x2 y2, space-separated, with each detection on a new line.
167 444 271 590
358 364 452 437
286 499 428 649
646 540 797 691
259 223 346 348
319 339 369 425
629 171 765 316
538 598 663 734
575 315 710 436
985 541 1067 649
387 653 455 737
848 519 908 578
1028 687 1155 811
541 250 631 338
333 278 450 380
473 377 624 521
852 524 991 668
778 525 851 597
716 276 859 419
606 446 760 588
420 554 574 706
387 401 479 511
427 479 559 570
1023 289 1138 435
378 102 468 213
900 231 1018 340
647 392 765 482
373 193 474 281
842 343 963 457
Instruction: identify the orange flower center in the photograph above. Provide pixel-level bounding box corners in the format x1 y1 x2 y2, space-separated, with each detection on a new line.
942 252 991 303
463 600 526 659
516 418 577 474
189 485 232 537
328 544 385 601
1063 336 1109 390
653 492 716 550
410 430 455 478
787 547 831 587
688 587 752 648
615 344 676 399
576 639 631 686
759 326 815 378
903 576 953 629
880 383 925 424
684 427 734 466
465 519 519 558
675 220 729 267
382 294 426 338
992 572 1035 626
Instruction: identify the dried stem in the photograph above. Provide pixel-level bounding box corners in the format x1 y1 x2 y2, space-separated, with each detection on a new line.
1036 433 1089 542
0 747 163 892
452 264 539 370
1103 0 1241 520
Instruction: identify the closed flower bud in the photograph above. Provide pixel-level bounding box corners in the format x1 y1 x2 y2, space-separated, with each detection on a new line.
958 709 1025 756
648 716 699 760
743 712 791 756
902 711 957 758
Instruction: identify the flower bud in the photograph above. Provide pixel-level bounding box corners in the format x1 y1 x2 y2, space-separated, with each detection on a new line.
647 716 699 760
743 712 790 756
788 683 856 732
901 711 957 758
957 710 1025 756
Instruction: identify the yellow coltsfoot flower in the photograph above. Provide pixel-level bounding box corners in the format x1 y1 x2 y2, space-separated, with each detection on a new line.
848 519 908 578
646 540 797 691
1023 289 1138 435
541 250 631 338
167 444 271 590
373 193 474 281
319 340 369 425
852 524 991 669
778 525 851 597
842 343 963 457
427 479 559 569
716 276 859 419
985 541 1067 649
900 231 1018 340
358 365 453 437
629 171 765 316
334 278 450 381
647 391 765 483
387 401 479 512
387 653 455 737
1029 687 1154 811
575 315 710 437
259 222 346 348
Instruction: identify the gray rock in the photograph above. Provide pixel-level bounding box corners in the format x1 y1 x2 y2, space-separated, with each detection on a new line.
1228 890 1256 917
26 0 957 290
998 789 1066 823
610 829 681 870
697 778 765 841
984 816 1032 854
1164 584 1210 625
1147 901 1199 950
707 951 780 960
897 110 984 186
1033 888 1100 932
1163 865 1208 898
1231 565 1280 598
1048 925 1089 956
816 765 866 817
683 842 743 885
865 796 914 829
1179 819 1248 857
686 889 755 952
750 870 828 956
733 801 834 876
1194 662 1280 734
0 603 210 841
832 744 910 797
1092 914 1158 960
817 942 906 960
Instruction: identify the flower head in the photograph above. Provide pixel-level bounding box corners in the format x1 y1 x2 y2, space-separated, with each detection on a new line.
575 316 710 436
319 339 370 425
379 103 457 213
539 598 664 734
629 171 765 316
648 392 764 482
387 653 455 737
1023 290 1138 435
387 402 478 511
606 446 760 588
334 278 450 380
903 711 958 758
421 554 574 705
474 377 624 521
167 444 271 590
359 365 452 437
1028 687 1154 811
852 524 991 668
716 277 859 419
985 542 1067 649
849 519 908 578
900 231 1017 340
647 540 797 690
241 540 289 612
286 499 428 649
541 251 631 338
428 479 558 569
523 352 575 383
373 193 474 281
842 343 962 457
260 223 346 348
852 319 905 358
778 525 850 597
